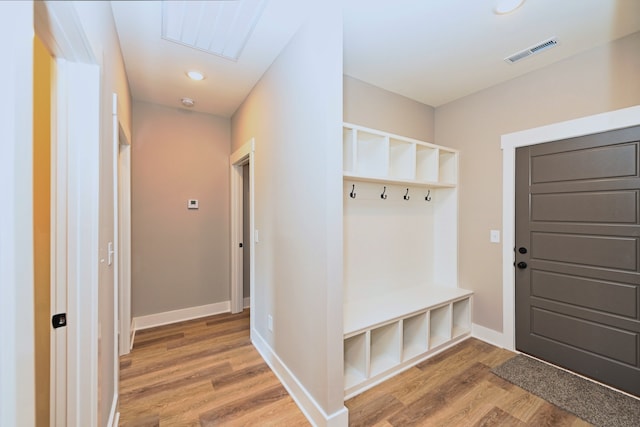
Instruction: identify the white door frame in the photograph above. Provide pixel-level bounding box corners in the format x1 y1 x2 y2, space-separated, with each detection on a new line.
500 105 640 351
230 140 255 315
0 2 35 426
36 1 101 425
114 93 133 356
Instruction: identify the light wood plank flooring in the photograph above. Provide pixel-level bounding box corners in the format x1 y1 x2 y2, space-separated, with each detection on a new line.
119 311 591 426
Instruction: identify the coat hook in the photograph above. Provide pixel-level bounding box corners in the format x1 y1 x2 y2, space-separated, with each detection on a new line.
425 189 431 202
381 186 388 200
349 184 356 199
404 188 410 200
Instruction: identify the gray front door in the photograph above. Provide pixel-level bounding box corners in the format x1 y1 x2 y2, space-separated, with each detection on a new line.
515 125 640 397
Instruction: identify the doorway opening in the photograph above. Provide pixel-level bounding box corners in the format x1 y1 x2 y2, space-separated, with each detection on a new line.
230 139 255 322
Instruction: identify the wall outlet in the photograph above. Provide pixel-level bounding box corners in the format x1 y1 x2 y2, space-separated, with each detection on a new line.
187 199 199 209
490 229 500 243
268 315 273 332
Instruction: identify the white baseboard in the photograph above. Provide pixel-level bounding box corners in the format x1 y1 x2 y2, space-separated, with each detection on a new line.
243 296 250 308
132 301 231 331
107 393 118 427
252 330 348 427
472 323 507 348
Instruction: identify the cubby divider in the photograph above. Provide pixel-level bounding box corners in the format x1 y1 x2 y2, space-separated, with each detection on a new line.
370 322 401 376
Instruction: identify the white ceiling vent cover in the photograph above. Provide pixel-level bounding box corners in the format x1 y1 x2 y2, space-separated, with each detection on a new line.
505 37 558 64
162 0 267 61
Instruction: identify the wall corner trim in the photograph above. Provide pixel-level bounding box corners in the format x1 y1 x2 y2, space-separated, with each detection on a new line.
252 330 349 427
132 301 231 332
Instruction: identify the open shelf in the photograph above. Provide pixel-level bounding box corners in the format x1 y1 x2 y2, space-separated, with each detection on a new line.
343 123 458 187
439 150 457 185
344 332 368 389
402 312 428 361
355 130 388 177
343 127 356 173
416 145 438 182
389 138 416 180
429 304 451 349
452 298 471 338
370 322 401 376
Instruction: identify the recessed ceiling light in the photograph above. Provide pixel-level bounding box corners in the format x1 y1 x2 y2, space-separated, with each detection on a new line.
181 97 195 108
186 70 205 81
494 0 525 14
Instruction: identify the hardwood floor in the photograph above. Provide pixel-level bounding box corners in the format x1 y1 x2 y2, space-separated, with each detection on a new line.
119 311 591 426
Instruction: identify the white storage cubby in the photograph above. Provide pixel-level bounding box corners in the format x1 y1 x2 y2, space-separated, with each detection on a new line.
344 332 368 389
452 298 471 338
370 322 401 376
343 123 458 187
402 312 428 361
429 304 452 349
342 123 472 399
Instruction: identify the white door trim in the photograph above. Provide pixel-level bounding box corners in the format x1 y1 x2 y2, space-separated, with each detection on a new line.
500 105 640 351
0 2 35 426
115 96 132 356
230 140 255 316
36 1 101 425
65 60 101 427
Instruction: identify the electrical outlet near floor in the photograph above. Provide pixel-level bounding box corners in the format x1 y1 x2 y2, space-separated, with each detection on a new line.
268 315 273 332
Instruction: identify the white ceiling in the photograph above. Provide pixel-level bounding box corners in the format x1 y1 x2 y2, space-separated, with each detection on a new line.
112 0 640 118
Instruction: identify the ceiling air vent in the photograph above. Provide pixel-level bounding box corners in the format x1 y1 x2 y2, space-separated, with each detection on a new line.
504 37 558 64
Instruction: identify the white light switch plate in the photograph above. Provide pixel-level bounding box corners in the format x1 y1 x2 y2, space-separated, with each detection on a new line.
490 230 500 243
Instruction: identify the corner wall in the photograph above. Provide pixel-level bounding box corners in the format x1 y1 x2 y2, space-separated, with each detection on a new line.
131 102 231 317
231 4 346 425
344 75 435 142
435 31 640 333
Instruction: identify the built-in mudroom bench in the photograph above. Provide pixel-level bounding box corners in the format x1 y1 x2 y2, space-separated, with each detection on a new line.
342 123 473 398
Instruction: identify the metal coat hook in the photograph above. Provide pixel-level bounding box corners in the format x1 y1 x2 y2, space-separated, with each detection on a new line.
404 188 410 200
425 190 432 202
381 186 388 200
349 184 356 199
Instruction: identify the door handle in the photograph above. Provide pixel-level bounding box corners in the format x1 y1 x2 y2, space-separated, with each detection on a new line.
517 261 527 269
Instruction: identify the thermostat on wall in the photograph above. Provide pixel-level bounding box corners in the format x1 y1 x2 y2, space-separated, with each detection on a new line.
187 199 199 209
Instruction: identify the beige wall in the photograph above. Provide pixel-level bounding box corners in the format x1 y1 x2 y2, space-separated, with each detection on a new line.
344 75 435 142
132 102 231 316
231 4 345 420
435 31 640 332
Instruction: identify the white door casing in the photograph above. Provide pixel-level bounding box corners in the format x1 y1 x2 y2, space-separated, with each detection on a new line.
230 140 255 319
36 1 102 425
501 105 640 351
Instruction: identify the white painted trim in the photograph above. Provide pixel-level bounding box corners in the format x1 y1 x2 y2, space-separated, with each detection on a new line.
35 1 95 63
51 57 69 427
0 3 34 426
132 301 231 331
65 61 101 427
252 331 349 427
115 94 132 357
230 139 255 315
106 394 118 427
471 323 505 349
501 105 640 351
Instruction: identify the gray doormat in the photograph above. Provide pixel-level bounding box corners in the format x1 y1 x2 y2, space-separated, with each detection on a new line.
492 354 640 427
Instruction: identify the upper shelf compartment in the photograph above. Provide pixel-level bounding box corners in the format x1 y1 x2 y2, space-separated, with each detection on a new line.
343 123 458 187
